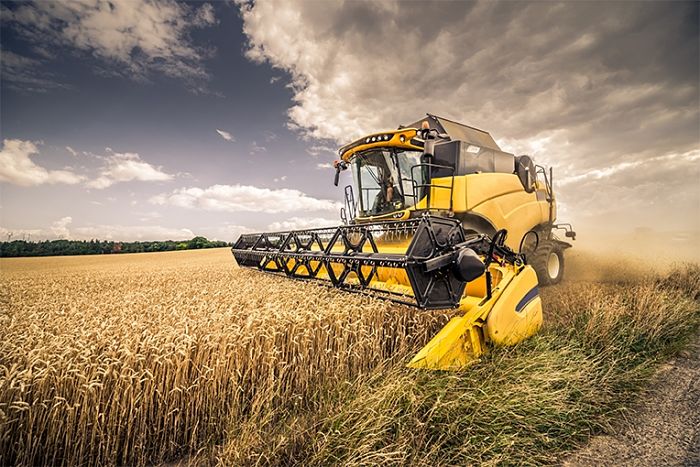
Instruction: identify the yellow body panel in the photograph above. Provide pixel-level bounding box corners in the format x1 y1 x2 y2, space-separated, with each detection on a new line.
484 265 543 346
462 173 552 251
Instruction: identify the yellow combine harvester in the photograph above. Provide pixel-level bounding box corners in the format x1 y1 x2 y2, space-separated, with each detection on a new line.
232 114 575 370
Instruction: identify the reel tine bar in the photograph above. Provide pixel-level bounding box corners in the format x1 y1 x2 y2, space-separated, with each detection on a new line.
232 216 492 310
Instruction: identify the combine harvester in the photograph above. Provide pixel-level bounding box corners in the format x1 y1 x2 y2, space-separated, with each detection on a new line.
232 114 575 370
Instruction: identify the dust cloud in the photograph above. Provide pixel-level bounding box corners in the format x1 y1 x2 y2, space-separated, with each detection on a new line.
560 226 700 282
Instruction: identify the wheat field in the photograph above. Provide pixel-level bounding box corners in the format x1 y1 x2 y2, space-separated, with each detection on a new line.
0 248 449 465
1 248 698 466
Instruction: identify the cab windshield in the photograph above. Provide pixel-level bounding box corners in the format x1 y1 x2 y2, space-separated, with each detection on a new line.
351 149 424 217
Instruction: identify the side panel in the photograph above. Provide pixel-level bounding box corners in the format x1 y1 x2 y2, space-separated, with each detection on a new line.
484 265 543 346
458 173 551 250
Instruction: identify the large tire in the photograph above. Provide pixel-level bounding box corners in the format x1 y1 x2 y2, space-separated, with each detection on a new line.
529 241 564 286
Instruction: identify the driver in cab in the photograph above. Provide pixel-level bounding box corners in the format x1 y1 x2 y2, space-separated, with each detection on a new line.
372 171 402 215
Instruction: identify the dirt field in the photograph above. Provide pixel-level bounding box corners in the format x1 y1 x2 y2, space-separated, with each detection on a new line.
564 334 700 467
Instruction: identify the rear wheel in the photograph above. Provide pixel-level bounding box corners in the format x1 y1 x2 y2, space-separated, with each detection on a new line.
529 241 565 285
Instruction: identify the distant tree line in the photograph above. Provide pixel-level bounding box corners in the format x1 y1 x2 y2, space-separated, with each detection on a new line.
0 236 230 258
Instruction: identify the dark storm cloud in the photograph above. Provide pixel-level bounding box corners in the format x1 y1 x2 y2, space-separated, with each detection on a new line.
1 0 217 91
239 0 699 230
0 50 70 92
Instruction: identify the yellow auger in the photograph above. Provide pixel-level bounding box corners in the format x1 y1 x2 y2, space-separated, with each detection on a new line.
231 215 542 371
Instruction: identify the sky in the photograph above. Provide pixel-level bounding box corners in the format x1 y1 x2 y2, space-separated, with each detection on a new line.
0 0 698 243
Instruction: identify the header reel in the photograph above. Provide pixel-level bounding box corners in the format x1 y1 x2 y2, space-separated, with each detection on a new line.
232 215 523 310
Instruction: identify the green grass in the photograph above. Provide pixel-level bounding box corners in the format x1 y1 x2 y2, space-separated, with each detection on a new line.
218 262 700 466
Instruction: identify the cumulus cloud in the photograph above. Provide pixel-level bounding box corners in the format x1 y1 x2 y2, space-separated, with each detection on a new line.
1 216 196 241
238 1 700 230
267 216 340 231
71 224 195 241
192 2 216 27
150 184 342 213
0 139 85 186
206 223 256 241
2 217 72 240
50 216 72 238
87 152 172 189
3 0 217 89
216 129 234 141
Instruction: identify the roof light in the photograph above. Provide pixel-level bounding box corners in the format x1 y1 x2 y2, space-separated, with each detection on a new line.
365 137 370 143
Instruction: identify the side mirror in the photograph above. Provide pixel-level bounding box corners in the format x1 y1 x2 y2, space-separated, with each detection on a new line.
515 155 536 193
420 123 435 160
334 167 341 186
422 138 435 159
333 160 347 187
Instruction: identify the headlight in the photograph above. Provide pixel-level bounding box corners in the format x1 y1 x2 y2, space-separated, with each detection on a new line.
399 135 406 143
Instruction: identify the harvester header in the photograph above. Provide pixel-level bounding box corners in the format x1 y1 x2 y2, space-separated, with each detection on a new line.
232 214 542 370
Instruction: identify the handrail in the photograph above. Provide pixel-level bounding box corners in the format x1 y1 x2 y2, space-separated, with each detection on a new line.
344 184 357 221
535 164 554 223
534 165 553 201
410 163 455 212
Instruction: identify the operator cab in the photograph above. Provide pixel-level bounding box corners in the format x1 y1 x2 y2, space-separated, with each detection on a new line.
333 114 553 225
352 148 423 217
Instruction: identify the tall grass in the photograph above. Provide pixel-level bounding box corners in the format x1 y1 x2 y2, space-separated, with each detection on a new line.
219 260 700 466
1 250 698 465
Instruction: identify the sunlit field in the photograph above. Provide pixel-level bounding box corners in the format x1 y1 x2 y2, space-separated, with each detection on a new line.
1 248 698 465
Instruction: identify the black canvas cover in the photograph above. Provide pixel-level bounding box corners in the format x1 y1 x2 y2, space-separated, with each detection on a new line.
401 114 502 151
